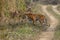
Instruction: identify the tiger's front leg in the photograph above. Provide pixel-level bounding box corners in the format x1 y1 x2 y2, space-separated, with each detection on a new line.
32 18 37 25
28 19 36 25
32 20 35 25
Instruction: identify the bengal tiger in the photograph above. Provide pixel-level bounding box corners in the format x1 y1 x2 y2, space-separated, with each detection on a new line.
21 13 50 27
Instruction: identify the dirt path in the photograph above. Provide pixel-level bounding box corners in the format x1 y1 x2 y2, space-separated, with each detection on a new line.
52 5 60 15
38 5 58 40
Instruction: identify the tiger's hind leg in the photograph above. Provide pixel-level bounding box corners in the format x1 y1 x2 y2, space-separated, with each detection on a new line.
39 19 48 31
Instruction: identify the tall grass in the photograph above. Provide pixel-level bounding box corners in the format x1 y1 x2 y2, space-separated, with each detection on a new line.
16 0 26 12
0 22 42 40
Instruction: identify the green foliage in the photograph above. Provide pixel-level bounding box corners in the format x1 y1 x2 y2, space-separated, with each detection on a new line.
16 0 26 12
0 22 41 40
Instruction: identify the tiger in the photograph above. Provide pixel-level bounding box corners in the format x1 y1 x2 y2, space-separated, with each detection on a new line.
21 13 50 27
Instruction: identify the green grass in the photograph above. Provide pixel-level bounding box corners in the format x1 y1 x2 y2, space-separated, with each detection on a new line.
46 5 60 40
0 22 42 40
53 25 60 40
